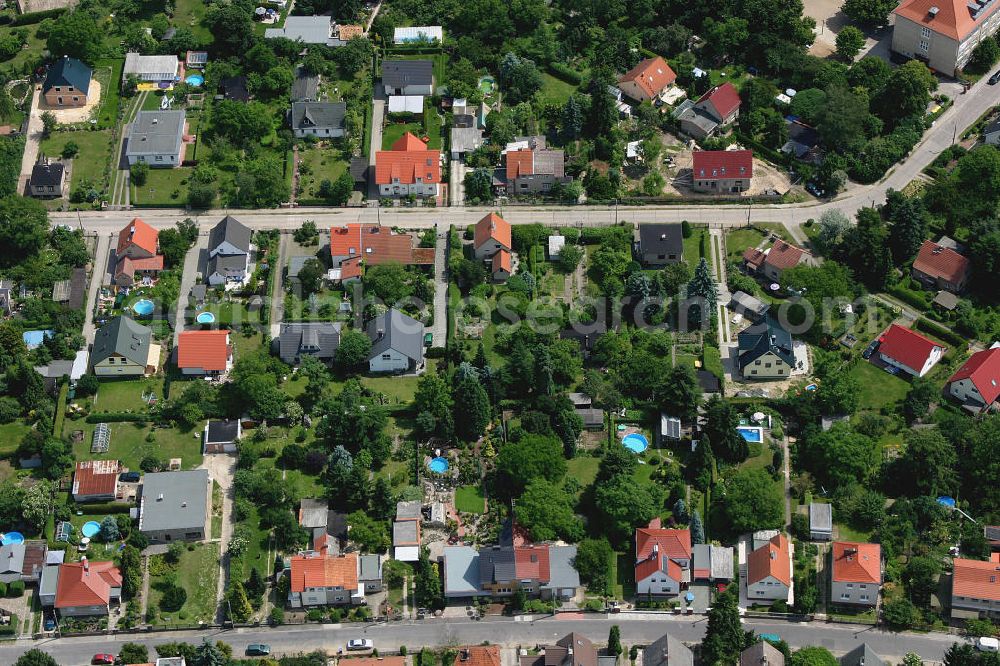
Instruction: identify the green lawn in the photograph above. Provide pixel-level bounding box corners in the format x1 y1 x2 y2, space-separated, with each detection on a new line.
198 301 265 327
726 228 768 262
171 0 213 42
93 378 164 412
847 362 910 412
382 121 425 149
0 24 46 72
39 130 114 194
284 290 344 322
297 145 349 203
538 73 578 106
230 506 270 581
454 485 485 514
93 59 125 128
566 456 600 491
131 167 193 206
147 543 219 626
683 230 710 268
66 419 204 471
0 421 32 458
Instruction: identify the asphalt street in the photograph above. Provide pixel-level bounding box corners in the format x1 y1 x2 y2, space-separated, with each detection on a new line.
2 614 969 665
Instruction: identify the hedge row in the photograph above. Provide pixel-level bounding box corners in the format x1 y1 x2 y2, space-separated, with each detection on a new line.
7 7 67 25
71 502 131 515
85 412 151 424
886 285 930 311
547 62 584 86
914 318 967 349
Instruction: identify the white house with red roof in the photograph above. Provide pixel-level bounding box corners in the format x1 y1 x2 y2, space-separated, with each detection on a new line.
176 330 233 377
114 218 164 288
892 0 1000 75
617 57 677 104
474 212 512 259
692 150 753 194
912 239 971 292
877 324 946 378
743 240 810 282
375 132 440 198
676 82 741 139
831 542 881 607
951 555 1000 619
746 533 791 602
947 345 1000 413
72 460 121 502
55 559 122 617
287 551 363 608
635 519 691 597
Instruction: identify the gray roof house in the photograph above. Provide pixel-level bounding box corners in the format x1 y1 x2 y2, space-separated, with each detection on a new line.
91 315 158 376
274 322 342 365
265 15 335 44
450 126 484 160
658 413 682 444
637 223 684 267
693 544 734 582
443 545 481 598
287 256 317 283
479 545 516 588
367 308 425 373
740 641 785 666
29 156 65 198
203 419 240 453
839 644 885 666
643 634 694 666
730 290 770 322
544 545 581 599
736 318 796 379
126 110 186 167
290 101 347 139
809 503 833 541
359 554 383 593
292 66 320 101
208 215 252 258
0 543 26 583
985 117 1000 146
382 60 434 96
138 470 210 543
205 254 250 287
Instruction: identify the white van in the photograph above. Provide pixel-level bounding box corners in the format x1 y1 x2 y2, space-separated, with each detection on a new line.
976 637 1000 652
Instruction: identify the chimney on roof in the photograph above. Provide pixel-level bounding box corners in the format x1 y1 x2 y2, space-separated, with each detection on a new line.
928 5 939 17
460 650 470 662
82 557 88 573
157 493 164 501
377 328 384 340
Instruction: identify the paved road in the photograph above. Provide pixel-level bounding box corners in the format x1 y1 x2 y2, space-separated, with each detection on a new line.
5 613 968 665
173 228 209 344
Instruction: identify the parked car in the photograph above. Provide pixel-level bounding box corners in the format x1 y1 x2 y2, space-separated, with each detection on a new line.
347 639 374 651
989 71 1000 85
119 471 140 483
92 655 115 665
977 637 1000 652
884 364 900 375
862 340 880 359
246 644 271 656
43 616 55 631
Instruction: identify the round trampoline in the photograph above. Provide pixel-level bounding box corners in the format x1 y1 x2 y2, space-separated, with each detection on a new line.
81 521 101 538
0 532 24 546
132 299 155 316
185 74 204 86
196 312 216 324
427 456 449 473
622 433 649 453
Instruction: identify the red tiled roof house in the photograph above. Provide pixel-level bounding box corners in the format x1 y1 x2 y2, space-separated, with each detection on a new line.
55 559 122 617
505 146 568 195
287 551 362 608
831 542 881 607
474 212 512 259
893 0 1000 76
677 82 741 139
72 460 121 502
176 330 233 377
692 150 753 194
455 646 501 666
635 519 691 597
947 346 1000 413
375 132 440 198
746 533 791 602
114 218 164 288
617 57 677 103
492 250 512 282
743 240 809 282
329 223 433 269
951 556 1000 619
878 323 946 378
912 239 971 293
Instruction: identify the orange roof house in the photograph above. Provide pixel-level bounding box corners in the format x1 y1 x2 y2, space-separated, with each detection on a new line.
117 218 159 258
176 330 232 375
375 132 440 197
72 460 121 501
454 646 501 666
747 533 791 587
912 239 971 292
635 519 691 594
892 0 1000 74
514 545 551 582
474 212 512 259
952 557 1000 610
55 560 122 612
618 56 677 103
328 224 432 267
491 249 512 280
831 542 881 584
288 552 359 595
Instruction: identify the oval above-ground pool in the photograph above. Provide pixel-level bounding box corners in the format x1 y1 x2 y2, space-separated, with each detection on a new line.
427 456 449 473
196 311 216 324
622 433 649 453
736 426 764 443
132 299 155 316
0 532 24 546
81 521 101 538
185 74 204 86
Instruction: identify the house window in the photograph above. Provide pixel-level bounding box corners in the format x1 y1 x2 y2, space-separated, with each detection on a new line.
920 27 931 38
55 87 61 92
919 40 929 53
846 583 853 588
751 370 758 375
155 155 163 162
381 353 391 360
841 593 850 599
765 362 772 368
860 595 869 601
755 360 761 365
658 254 666 260
860 584 867 589
72 97 79 102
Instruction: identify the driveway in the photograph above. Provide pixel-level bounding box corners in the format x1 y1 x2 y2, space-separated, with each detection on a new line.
199 453 237 624
173 227 210 344
82 233 112 344
269 233 290 338
450 159 466 206
18 87 43 194
367 90 386 200
430 227 447 348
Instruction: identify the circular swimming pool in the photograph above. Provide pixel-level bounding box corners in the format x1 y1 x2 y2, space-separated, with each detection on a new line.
196 311 216 324
427 456 449 473
622 433 649 453
81 521 101 538
0 532 24 546
132 299 155 316
185 74 204 86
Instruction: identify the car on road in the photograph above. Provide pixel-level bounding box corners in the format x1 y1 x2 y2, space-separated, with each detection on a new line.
348 639 374 651
862 340 880 359
989 71 1000 85
977 637 1000 652
246 644 271 656
92 655 115 665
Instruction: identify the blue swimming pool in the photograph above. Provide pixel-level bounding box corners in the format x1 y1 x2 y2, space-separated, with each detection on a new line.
622 433 649 453
132 299 155 316
185 74 204 86
81 521 101 538
22 329 53 349
427 456 449 473
196 312 216 324
0 532 24 546
736 426 763 443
